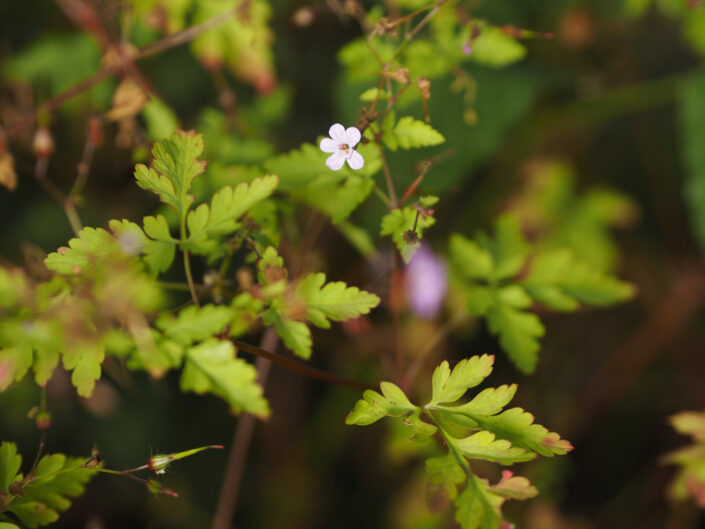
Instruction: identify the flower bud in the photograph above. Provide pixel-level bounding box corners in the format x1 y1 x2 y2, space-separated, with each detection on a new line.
148 454 173 474
33 127 54 158
146 479 179 497
35 411 51 430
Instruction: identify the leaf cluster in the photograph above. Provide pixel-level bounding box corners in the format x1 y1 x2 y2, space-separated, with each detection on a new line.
664 410 705 507
346 355 572 528
449 215 634 372
0 442 96 528
256 247 380 359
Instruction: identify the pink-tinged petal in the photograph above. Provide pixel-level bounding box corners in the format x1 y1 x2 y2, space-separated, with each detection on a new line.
328 123 347 143
326 151 346 170
345 126 361 147
346 150 365 170
320 138 338 153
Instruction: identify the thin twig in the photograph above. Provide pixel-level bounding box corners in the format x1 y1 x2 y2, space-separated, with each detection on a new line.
390 0 446 60
378 144 398 207
211 329 277 529
33 156 83 235
399 160 431 205
232 338 374 391
182 250 200 306
390 252 405 384
6 6 240 135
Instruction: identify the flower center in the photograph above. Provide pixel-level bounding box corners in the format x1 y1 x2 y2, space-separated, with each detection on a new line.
339 143 350 154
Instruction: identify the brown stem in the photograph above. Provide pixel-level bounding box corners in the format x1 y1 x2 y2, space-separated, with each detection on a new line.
68 119 98 200
33 157 83 235
390 252 405 384
399 161 431 205
232 338 373 392
211 329 277 529
6 6 240 135
378 145 398 207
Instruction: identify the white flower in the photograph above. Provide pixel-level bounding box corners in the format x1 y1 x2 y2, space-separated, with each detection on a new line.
320 123 364 171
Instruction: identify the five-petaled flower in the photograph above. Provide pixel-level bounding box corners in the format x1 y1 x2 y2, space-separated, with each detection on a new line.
320 123 364 171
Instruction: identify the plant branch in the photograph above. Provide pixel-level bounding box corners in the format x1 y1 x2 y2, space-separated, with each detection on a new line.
212 329 277 529
378 144 398 207
399 160 431 205
231 338 374 391
33 156 83 236
5 6 240 135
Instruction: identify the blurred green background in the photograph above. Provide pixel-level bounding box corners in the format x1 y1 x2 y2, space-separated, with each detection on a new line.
3 0 705 528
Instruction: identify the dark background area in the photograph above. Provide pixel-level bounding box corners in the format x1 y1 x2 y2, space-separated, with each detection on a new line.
2 1 705 528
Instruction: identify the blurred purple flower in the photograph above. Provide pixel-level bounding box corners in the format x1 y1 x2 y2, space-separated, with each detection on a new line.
405 244 447 319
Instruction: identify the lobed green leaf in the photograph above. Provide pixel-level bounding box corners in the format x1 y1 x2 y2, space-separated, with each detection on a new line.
295 273 380 329
180 339 269 417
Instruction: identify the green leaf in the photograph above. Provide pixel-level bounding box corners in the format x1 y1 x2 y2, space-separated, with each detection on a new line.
384 116 445 151
5 33 105 108
0 345 33 391
450 431 534 465
452 384 518 417
156 304 233 346
445 407 573 457
426 454 465 501
297 174 375 224
455 478 502 529
489 470 538 500
0 442 22 493
142 215 177 275
295 273 380 329
449 235 494 281
1 447 96 529
262 308 312 359
108 218 175 276
450 216 530 283
486 216 530 280
485 289 544 374
0 268 28 307
430 355 495 405
359 87 390 101
346 355 568 529
263 141 380 222
184 175 278 255
402 410 438 442
345 381 418 425
44 227 117 275
522 249 634 310
141 98 180 140
191 0 275 88
381 200 437 263
469 26 526 67
180 339 269 417
61 344 105 398
264 142 380 190
134 130 206 219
